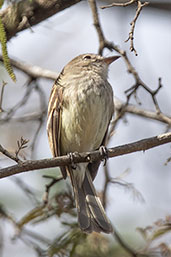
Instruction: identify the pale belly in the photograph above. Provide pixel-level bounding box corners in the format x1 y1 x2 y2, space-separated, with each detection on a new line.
60 83 113 154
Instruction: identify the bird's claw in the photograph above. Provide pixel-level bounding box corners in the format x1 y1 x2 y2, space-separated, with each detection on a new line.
68 152 77 169
99 146 108 166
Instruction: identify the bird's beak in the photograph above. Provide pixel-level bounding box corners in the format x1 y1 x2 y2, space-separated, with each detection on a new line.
103 56 120 65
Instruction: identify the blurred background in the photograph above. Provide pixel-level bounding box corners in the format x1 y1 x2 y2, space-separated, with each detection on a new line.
0 0 171 256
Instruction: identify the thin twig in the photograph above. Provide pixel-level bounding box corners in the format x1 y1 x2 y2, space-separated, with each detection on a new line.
29 83 47 156
1 77 34 123
110 178 145 203
43 175 63 204
11 177 40 206
124 77 163 113
101 0 137 9
125 1 149 56
0 81 7 112
0 144 22 164
101 0 149 55
102 163 110 209
15 137 29 160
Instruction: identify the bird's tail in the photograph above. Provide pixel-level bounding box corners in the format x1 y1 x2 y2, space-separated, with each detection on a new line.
69 167 113 234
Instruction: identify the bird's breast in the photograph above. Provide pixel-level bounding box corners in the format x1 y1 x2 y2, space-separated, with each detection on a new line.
60 77 113 154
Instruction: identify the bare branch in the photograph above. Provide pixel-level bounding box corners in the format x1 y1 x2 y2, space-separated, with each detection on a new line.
11 177 40 205
165 157 171 166
88 0 162 114
0 78 34 124
0 144 22 164
15 137 29 160
29 83 47 156
125 1 149 56
101 0 149 55
42 175 63 204
0 81 7 112
101 0 137 9
124 77 163 113
89 0 125 55
114 98 171 125
88 0 114 55
110 178 145 203
0 132 171 179
0 56 58 80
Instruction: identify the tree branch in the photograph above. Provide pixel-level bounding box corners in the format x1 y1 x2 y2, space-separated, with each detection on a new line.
88 0 114 55
0 132 170 179
114 98 171 125
0 0 81 41
0 55 58 80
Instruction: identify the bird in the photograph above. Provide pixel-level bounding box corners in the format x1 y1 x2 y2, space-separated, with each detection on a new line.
47 53 120 233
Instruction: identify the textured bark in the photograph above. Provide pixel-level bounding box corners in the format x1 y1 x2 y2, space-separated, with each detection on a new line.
0 132 171 179
0 0 81 41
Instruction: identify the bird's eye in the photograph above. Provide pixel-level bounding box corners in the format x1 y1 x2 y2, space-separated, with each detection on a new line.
83 55 91 60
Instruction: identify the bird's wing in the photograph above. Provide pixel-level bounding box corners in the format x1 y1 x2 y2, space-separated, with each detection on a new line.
47 74 67 178
88 102 114 181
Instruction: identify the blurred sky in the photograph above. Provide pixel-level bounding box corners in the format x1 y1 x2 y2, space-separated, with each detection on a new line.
0 1 171 256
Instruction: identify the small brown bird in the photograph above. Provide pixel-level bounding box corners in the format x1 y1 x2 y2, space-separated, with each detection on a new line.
47 53 120 233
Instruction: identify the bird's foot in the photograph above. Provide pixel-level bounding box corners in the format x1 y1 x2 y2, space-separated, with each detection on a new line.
67 152 77 169
99 146 108 166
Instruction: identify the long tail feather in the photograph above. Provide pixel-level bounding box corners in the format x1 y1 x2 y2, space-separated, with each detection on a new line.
69 167 113 234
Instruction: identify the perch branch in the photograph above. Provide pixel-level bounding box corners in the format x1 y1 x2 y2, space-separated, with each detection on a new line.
0 132 171 179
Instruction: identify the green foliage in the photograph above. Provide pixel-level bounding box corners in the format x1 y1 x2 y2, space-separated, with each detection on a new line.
0 0 16 82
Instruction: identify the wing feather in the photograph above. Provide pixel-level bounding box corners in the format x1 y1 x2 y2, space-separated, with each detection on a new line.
88 104 114 181
47 77 67 179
